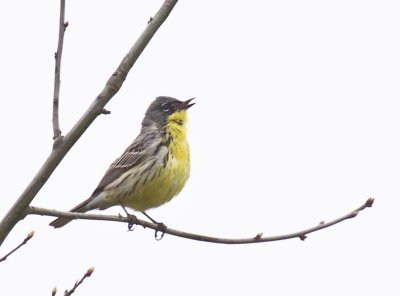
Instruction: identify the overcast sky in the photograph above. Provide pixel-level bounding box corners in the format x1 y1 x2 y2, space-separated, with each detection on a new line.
1 1 399 295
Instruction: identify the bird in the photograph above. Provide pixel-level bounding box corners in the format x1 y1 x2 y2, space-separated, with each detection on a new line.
50 96 195 228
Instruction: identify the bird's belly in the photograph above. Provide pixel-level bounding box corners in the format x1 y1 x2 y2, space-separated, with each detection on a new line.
121 155 189 211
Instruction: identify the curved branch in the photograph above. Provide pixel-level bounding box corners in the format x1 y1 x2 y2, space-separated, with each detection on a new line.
0 0 179 247
26 198 374 244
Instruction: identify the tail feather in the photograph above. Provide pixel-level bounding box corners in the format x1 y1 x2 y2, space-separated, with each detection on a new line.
49 199 93 228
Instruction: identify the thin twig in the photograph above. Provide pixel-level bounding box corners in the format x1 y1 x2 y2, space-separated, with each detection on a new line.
0 0 179 247
52 0 67 143
27 198 374 244
64 267 94 296
0 231 34 262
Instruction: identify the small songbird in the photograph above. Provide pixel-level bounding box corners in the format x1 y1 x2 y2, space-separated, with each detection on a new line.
50 96 195 228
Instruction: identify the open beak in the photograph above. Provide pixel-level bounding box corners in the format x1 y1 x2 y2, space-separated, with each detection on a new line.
178 98 196 110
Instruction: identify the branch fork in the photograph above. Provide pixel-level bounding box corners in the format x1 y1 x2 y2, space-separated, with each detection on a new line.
0 0 179 247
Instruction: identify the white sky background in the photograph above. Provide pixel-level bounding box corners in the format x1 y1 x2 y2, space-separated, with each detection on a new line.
1 0 399 295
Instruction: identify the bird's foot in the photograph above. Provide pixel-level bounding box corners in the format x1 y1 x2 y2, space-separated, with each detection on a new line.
118 204 138 231
127 214 139 231
154 222 167 241
141 211 167 240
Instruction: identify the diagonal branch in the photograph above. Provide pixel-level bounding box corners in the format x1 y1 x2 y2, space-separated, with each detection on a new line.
26 198 374 244
52 0 67 143
0 0 179 247
64 267 94 296
0 231 34 262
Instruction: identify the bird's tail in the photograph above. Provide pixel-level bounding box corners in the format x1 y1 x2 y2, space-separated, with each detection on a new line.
49 199 93 228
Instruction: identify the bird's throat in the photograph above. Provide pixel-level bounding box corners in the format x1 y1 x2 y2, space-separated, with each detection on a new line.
166 111 189 160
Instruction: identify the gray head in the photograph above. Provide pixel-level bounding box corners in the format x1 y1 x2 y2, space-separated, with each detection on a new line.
142 96 195 127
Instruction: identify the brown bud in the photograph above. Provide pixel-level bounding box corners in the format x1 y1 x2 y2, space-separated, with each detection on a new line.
350 211 359 218
27 231 34 239
52 286 57 296
319 220 325 225
254 233 263 239
86 267 94 277
366 197 375 207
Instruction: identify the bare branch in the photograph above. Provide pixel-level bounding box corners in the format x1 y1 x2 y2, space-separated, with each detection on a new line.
52 0 67 143
64 267 94 296
0 231 34 263
0 0 179 247
27 198 374 244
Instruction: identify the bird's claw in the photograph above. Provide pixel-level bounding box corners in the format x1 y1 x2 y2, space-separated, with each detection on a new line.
154 223 167 241
127 214 138 231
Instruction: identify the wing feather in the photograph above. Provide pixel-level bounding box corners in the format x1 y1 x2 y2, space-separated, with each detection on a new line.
90 131 161 197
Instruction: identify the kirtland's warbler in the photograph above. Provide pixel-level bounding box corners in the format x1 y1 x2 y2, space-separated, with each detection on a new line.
50 96 194 228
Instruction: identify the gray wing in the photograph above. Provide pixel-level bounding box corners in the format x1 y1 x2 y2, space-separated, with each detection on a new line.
90 132 161 198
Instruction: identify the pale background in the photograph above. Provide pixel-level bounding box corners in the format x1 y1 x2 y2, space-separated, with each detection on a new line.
1 1 399 295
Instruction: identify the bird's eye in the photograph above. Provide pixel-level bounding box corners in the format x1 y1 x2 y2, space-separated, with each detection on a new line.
161 103 170 113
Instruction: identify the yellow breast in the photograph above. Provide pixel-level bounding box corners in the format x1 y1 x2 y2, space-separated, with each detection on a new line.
123 110 190 211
